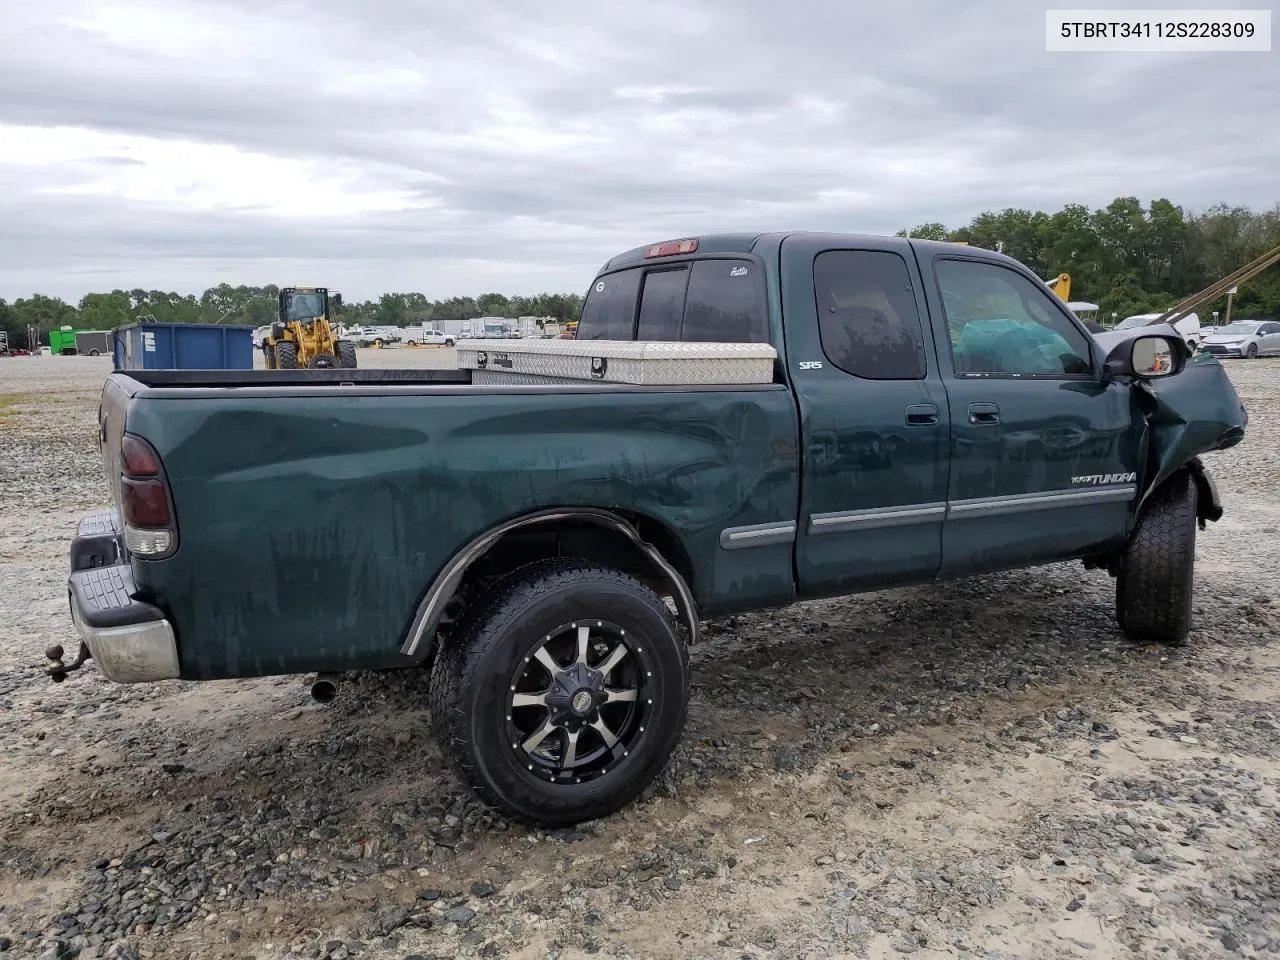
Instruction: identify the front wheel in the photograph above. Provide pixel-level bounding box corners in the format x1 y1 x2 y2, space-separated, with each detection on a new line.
1116 471 1197 645
336 340 357 368
1245 342 1259 359
274 341 298 369
429 558 690 827
445 338 455 347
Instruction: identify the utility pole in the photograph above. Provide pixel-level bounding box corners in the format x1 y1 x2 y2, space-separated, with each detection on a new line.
1223 286 1237 326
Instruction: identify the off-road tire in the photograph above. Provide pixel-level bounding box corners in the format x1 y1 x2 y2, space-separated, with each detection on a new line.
263 344 277 369
1116 471 1198 645
1245 342 1259 359
307 353 337 368
274 341 298 369
429 557 690 827
336 340 358 368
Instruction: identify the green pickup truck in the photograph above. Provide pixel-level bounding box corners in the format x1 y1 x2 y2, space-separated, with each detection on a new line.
57 232 1247 826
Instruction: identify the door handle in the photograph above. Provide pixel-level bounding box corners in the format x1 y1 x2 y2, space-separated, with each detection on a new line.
968 402 1000 424
905 403 938 425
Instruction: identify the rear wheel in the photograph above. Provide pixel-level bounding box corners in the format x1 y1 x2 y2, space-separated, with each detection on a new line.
429 558 690 827
1116 471 1197 645
336 340 357 368
263 344 277 369
274 341 298 369
1245 342 1259 359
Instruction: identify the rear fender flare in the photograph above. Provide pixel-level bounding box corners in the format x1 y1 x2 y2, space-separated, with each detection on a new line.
398 508 700 661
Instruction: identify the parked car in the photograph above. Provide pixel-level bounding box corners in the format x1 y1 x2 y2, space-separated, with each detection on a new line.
1115 311 1203 350
408 328 457 347
344 326 402 347
1198 320 1280 359
55 231 1247 828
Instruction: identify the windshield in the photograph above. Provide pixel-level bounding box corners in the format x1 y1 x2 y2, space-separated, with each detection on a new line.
284 292 326 321
1116 314 1156 330
1216 322 1261 335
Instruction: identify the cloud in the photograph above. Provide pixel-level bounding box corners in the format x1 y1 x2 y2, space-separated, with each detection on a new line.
0 0 1276 301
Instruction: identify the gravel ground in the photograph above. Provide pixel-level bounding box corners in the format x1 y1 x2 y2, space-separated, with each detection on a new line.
1 350 1278 960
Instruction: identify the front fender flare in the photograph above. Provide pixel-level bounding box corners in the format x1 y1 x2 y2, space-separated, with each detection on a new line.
398 508 700 661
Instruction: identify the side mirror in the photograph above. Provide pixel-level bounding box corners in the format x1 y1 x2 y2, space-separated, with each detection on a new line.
1104 333 1185 380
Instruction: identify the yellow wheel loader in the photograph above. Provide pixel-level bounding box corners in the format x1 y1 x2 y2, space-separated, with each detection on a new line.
261 287 357 369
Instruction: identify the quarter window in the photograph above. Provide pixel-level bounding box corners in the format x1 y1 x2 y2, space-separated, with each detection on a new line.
812 250 927 380
935 259 1092 376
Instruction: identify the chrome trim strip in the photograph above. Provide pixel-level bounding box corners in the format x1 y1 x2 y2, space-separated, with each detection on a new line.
718 521 797 550
808 502 947 535
400 509 700 657
946 484 1137 519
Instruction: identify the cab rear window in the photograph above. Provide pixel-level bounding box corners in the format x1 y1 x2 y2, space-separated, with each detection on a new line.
682 259 768 343
578 268 642 340
576 258 768 343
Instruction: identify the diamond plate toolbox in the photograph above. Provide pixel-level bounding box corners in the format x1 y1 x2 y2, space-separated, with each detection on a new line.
455 338 777 385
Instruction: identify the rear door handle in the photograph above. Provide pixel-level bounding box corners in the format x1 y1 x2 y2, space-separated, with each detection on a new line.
905 403 938 425
968 402 1000 424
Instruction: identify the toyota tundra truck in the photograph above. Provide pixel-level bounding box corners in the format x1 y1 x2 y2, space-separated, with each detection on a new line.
53 232 1247 826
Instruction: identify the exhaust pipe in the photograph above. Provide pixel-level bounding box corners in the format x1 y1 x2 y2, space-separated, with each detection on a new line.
310 672 339 704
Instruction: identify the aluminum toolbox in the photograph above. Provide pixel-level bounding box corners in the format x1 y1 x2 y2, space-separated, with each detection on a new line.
455 338 777 386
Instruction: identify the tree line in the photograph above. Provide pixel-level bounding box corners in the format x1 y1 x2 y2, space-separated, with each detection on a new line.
898 197 1280 323
2 196 1278 351
0 288 586 350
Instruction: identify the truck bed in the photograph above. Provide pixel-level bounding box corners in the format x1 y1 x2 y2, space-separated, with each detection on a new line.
113 368 785 397
120 368 475 388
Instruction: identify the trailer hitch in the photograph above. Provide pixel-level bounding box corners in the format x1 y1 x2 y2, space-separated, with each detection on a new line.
45 642 91 682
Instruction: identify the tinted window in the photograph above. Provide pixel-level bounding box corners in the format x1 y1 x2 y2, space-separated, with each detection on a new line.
681 259 769 343
578 268 641 340
935 259 1092 377
636 267 689 341
812 250 926 380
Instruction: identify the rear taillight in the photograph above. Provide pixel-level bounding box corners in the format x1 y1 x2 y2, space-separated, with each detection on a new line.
120 434 177 558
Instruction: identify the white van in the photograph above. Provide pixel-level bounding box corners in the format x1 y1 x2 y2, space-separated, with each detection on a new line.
1115 311 1202 350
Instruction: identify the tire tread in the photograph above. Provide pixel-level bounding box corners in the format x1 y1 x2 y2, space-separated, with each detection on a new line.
429 557 689 826
1117 471 1197 645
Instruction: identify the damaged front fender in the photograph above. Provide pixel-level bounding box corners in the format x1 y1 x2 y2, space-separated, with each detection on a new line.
1133 350 1246 517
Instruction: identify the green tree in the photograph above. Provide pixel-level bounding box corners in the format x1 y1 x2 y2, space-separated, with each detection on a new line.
78 290 132 329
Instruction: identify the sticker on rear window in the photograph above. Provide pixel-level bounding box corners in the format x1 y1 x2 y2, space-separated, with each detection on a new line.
729 266 749 277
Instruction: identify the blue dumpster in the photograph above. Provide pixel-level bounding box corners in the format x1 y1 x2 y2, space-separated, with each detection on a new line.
113 322 254 371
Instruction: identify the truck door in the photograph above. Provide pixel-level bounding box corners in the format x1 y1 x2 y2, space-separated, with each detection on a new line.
912 248 1146 576
781 236 951 596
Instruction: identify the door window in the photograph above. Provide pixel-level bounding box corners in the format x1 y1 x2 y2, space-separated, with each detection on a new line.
812 250 927 379
935 259 1093 377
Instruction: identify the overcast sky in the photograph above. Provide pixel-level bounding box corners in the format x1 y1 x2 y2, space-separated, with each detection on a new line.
1 0 1276 302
